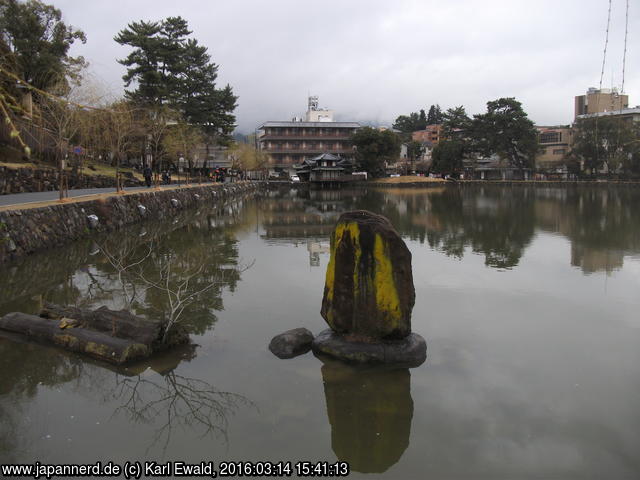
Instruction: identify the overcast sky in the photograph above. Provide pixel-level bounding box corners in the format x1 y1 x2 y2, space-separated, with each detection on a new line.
50 0 639 133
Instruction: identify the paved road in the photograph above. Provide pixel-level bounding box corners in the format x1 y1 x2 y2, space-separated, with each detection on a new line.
0 185 185 207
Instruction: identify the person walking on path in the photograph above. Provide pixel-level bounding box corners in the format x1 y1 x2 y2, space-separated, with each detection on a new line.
143 165 152 188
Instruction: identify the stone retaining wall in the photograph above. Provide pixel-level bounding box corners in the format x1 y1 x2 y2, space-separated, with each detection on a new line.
0 166 142 195
0 182 261 264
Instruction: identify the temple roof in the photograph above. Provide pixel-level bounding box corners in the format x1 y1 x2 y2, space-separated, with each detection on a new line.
310 153 342 162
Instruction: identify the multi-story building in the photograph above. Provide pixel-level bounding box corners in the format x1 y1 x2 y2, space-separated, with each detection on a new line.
411 124 443 145
536 125 574 170
258 97 360 172
574 87 629 118
575 106 640 123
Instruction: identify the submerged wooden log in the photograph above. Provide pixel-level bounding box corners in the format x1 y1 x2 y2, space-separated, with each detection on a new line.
0 312 150 364
0 303 190 365
40 303 187 349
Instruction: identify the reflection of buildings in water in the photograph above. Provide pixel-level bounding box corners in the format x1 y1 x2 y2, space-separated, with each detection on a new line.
534 199 573 235
261 216 335 243
259 192 365 244
571 245 624 275
470 195 500 214
308 189 350 202
320 359 413 473
535 199 627 274
307 242 330 267
411 214 442 232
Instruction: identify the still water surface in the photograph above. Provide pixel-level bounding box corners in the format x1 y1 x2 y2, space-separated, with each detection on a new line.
1 185 640 478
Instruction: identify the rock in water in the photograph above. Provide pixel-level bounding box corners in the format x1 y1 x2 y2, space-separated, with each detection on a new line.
269 327 314 359
321 210 415 340
312 329 426 367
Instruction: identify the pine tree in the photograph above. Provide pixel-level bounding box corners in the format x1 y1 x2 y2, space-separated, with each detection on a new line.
418 109 427 130
426 104 444 125
471 98 538 170
351 127 401 177
115 16 237 144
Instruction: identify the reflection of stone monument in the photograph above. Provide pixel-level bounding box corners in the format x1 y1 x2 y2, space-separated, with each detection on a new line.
313 211 426 366
320 358 413 473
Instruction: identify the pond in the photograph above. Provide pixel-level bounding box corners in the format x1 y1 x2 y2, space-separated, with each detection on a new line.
1 185 639 478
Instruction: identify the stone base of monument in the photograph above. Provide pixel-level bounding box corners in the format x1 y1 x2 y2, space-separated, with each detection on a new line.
312 329 426 368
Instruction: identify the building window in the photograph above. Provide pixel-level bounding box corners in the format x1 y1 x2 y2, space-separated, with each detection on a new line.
552 148 566 155
540 132 561 143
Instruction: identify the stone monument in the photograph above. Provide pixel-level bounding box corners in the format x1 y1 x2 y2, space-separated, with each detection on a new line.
312 210 426 366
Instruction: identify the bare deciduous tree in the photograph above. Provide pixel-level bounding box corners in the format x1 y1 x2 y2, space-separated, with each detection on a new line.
163 113 204 177
97 240 252 344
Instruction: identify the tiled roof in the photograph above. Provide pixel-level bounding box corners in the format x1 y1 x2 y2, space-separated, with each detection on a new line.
310 153 341 161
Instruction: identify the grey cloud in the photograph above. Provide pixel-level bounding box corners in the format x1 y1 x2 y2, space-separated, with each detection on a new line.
51 0 639 132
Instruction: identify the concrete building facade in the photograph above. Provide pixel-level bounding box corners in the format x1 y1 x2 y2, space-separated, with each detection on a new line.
574 87 629 118
535 125 574 170
258 97 360 171
575 106 640 123
411 124 443 145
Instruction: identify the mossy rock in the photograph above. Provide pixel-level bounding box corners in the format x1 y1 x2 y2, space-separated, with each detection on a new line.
321 210 415 340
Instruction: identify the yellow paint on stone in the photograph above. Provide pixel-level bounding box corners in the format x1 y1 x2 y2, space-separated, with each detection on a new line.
373 234 402 328
325 220 405 335
325 221 361 325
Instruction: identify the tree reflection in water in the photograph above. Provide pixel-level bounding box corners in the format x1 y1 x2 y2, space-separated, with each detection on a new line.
259 187 537 270
90 209 245 336
110 348 253 455
0 202 250 334
0 199 258 459
0 336 91 462
364 187 536 269
0 337 254 459
359 186 640 273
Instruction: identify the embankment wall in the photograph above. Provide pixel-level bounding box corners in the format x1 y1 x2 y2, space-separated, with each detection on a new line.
0 182 260 264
